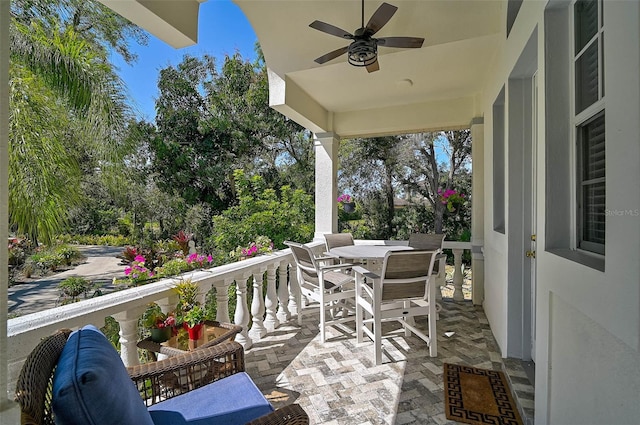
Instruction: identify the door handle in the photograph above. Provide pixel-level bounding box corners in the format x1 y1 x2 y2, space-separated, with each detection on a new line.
525 250 536 258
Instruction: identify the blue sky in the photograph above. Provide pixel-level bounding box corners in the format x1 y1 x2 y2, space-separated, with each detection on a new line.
111 0 258 122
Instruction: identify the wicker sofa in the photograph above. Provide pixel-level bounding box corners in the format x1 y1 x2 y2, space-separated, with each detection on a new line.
14 327 308 425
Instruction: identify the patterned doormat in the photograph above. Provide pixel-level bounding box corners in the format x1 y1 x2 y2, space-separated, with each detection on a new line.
444 363 523 425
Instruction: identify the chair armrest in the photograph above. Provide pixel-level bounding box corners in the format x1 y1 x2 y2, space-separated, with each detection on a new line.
318 262 356 272
245 404 309 425
127 340 245 406
352 266 379 280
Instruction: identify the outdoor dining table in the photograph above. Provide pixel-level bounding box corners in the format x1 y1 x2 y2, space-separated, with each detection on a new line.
328 244 413 262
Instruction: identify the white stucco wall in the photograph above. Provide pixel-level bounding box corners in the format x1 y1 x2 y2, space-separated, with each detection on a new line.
482 1 640 423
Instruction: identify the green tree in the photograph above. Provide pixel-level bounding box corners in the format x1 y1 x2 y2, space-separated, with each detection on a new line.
9 20 131 243
8 0 147 243
400 130 472 233
151 50 313 211
152 55 234 209
339 136 404 239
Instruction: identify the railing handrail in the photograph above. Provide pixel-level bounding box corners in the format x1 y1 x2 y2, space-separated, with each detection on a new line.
8 249 288 335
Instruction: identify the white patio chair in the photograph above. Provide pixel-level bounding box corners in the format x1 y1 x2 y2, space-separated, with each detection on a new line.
353 249 439 365
285 241 356 343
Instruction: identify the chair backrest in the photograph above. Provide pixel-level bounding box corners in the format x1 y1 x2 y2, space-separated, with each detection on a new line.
323 233 354 251
285 241 320 284
15 329 72 425
408 233 445 250
380 250 438 301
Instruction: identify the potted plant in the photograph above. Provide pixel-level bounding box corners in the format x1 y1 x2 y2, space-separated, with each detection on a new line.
173 279 206 349
438 189 465 212
143 306 176 343
337 194 355 212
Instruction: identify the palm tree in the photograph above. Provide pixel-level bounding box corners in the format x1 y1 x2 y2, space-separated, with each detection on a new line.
9 19 130 243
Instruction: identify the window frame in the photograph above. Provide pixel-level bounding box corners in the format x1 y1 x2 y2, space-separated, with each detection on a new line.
570 0 605 256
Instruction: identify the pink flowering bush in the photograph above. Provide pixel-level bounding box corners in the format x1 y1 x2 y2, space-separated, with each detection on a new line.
230 236 274 261
186 252 214 269
438 189 465 212
123 255 154 286
337 194 352 203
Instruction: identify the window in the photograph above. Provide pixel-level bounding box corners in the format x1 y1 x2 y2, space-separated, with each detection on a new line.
577 112 605 254
573 0 604 255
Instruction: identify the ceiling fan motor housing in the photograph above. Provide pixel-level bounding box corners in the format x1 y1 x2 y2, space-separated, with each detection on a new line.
348 38 378 66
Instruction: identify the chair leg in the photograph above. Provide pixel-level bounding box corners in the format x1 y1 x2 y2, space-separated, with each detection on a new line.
373 289 382 365
374 309 382 365
428 278 437 357
355 278 364 344
319 300 326 343
404 301 413 337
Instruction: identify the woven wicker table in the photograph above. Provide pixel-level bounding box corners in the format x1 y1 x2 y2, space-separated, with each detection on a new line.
138 321 241 360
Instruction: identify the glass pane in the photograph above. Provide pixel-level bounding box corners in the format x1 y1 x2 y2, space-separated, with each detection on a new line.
575 0 598 53
581 113 605 180
582 182 605 245
600 34 604 97
575 42 599 113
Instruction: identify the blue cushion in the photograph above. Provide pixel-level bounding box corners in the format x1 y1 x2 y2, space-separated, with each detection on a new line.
148 372 274 425
52 325 154 425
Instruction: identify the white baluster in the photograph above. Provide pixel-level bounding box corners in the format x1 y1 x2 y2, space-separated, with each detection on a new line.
264 264 279 332
276 264 291 322
234 276 252 349
249 271 267 340
214 280 232 323
288 261 302 325
157 295 178 315
452 248 465 301
113 306 146 367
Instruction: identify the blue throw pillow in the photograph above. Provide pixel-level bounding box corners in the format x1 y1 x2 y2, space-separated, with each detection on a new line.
52 325 154 425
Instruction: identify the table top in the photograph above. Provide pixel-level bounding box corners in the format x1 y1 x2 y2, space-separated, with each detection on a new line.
329 244 413 260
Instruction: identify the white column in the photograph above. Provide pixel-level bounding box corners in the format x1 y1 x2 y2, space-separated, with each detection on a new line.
0 1 13 417
264 265 279 332
113 306 146 367
470 117 485 305
234 276 252 349
452 249 465 302
314 132 340 239
276 264 291 322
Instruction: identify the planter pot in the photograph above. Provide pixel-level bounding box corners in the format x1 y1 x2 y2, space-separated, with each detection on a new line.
343 202 356 213
183 322 205 350
183 322 204 339
150 327 172 343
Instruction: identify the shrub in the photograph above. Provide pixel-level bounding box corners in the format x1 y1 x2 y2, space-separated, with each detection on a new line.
53 244 82 266
155 258 190 277
210 170 314 264
59 277 91 301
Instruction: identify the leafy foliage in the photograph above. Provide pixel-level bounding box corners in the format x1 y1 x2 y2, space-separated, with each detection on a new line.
210 170 314 262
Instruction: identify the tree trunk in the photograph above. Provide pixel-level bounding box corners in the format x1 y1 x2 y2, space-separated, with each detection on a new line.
434 203 445 234
383 164 395 239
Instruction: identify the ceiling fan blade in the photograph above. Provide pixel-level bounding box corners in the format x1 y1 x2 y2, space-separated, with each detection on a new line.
314 46 349 64
366 60 380 73
377 36 425 48
309 21 353 39
366 2 398 35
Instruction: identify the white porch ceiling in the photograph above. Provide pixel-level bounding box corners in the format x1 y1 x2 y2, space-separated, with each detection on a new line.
99 0 504 137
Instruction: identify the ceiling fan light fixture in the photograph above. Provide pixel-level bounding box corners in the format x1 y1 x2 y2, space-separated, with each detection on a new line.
347 39 378 67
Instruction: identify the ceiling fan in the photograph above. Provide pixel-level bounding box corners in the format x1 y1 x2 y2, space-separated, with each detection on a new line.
309 0 425 73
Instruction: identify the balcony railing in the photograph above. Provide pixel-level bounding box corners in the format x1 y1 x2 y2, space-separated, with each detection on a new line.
6 239 474 393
